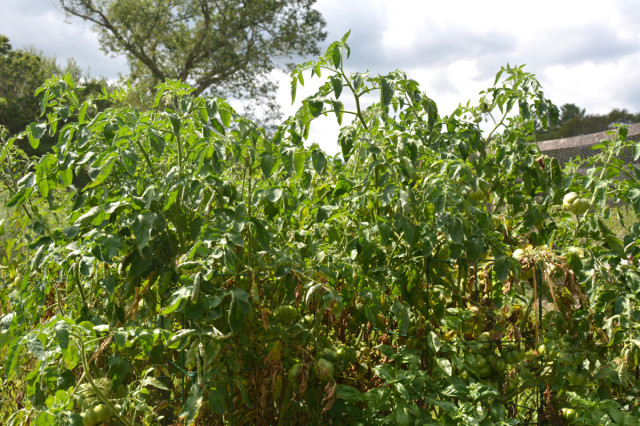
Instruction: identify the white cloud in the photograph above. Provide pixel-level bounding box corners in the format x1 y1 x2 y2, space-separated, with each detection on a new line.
0 0 127 79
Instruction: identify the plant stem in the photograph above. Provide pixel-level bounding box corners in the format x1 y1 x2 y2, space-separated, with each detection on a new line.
73 333 134 426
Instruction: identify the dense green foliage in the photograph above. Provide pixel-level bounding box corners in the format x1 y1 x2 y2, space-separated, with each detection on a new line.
1 36 640 425
59 0 327 118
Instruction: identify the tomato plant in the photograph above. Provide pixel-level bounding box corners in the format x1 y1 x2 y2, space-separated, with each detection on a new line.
1 33 639 425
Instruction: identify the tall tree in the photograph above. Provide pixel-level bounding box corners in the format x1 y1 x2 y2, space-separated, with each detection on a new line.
0 35 59 137
58 0 327 116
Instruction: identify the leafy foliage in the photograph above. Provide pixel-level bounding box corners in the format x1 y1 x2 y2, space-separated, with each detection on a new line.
1 35 639 425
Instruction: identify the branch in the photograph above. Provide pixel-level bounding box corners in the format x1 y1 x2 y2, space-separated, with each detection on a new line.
59 0 166 82
178 0 211 81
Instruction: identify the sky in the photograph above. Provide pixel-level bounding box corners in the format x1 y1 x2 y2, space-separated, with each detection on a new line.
1 0 639 154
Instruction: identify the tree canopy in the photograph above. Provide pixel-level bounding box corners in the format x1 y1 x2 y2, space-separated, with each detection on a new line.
59 0 327 116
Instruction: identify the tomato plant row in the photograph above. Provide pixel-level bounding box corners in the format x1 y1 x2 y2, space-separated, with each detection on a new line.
1 34 639 425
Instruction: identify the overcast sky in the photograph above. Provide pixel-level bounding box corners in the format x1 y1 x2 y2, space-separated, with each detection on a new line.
1 0 639 154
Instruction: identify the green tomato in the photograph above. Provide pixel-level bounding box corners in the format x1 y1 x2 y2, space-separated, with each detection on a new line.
435 243 449 261
315 358 334 382
337 347 357 364
489 356 507 375
478 332 492 352
562 192 590 215
570 198 589 215
274 305 298 325
505 376 520 393
93 404 111 424
288 363 302 387
563 192 579 205
468 188 488 202
476 354 489 369
318 348 338 363
82 407 98 426
574 371 588 386
512 249 526 261
303 314 314 327
561 407 578 422
476 355 492 377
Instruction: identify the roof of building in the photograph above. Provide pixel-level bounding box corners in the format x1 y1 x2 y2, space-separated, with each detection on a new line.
537 123 640 166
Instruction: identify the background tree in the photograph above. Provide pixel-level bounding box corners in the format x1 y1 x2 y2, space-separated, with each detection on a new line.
0 35 77 155
0 35 61 135
0 34 109 156
58 0 327 120
537 102 640 141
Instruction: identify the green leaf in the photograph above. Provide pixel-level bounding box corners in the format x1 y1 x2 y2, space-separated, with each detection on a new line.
395 404 411 426
205 98 218 119
267 187 283 203
141 376 170 391
380 76 395 106
169 114 181 135
316 205 333 223
75 206 101 226
114 329 128 348
352 72 365 91
293 150 306 176
327 42 342 68
227 230 244 247
436 358 452 376
260 152 274 177
307 97 324 118
493 254 510 282
332 179 352 198
54 321 69 350
148 128 166 154
339 129 353 160
7 174 35 207
250 218 270 250
28 123 47 149
160 287 191 315
63 342 78 369
428 331 441 353
236 377 254 408
85 153 117 189
381 185 395 206
448 217 464 244
35 412 55 426
330 75 343 99
290 76 298 104
332 100 343 125
219 108 231 128
228 288 250 333
391 301 410 335
122 149 138 175
336 384 362 402
27 334 46 361
311 149 326 174
107 354 130 388
208 385 227 415
132 211 156 251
